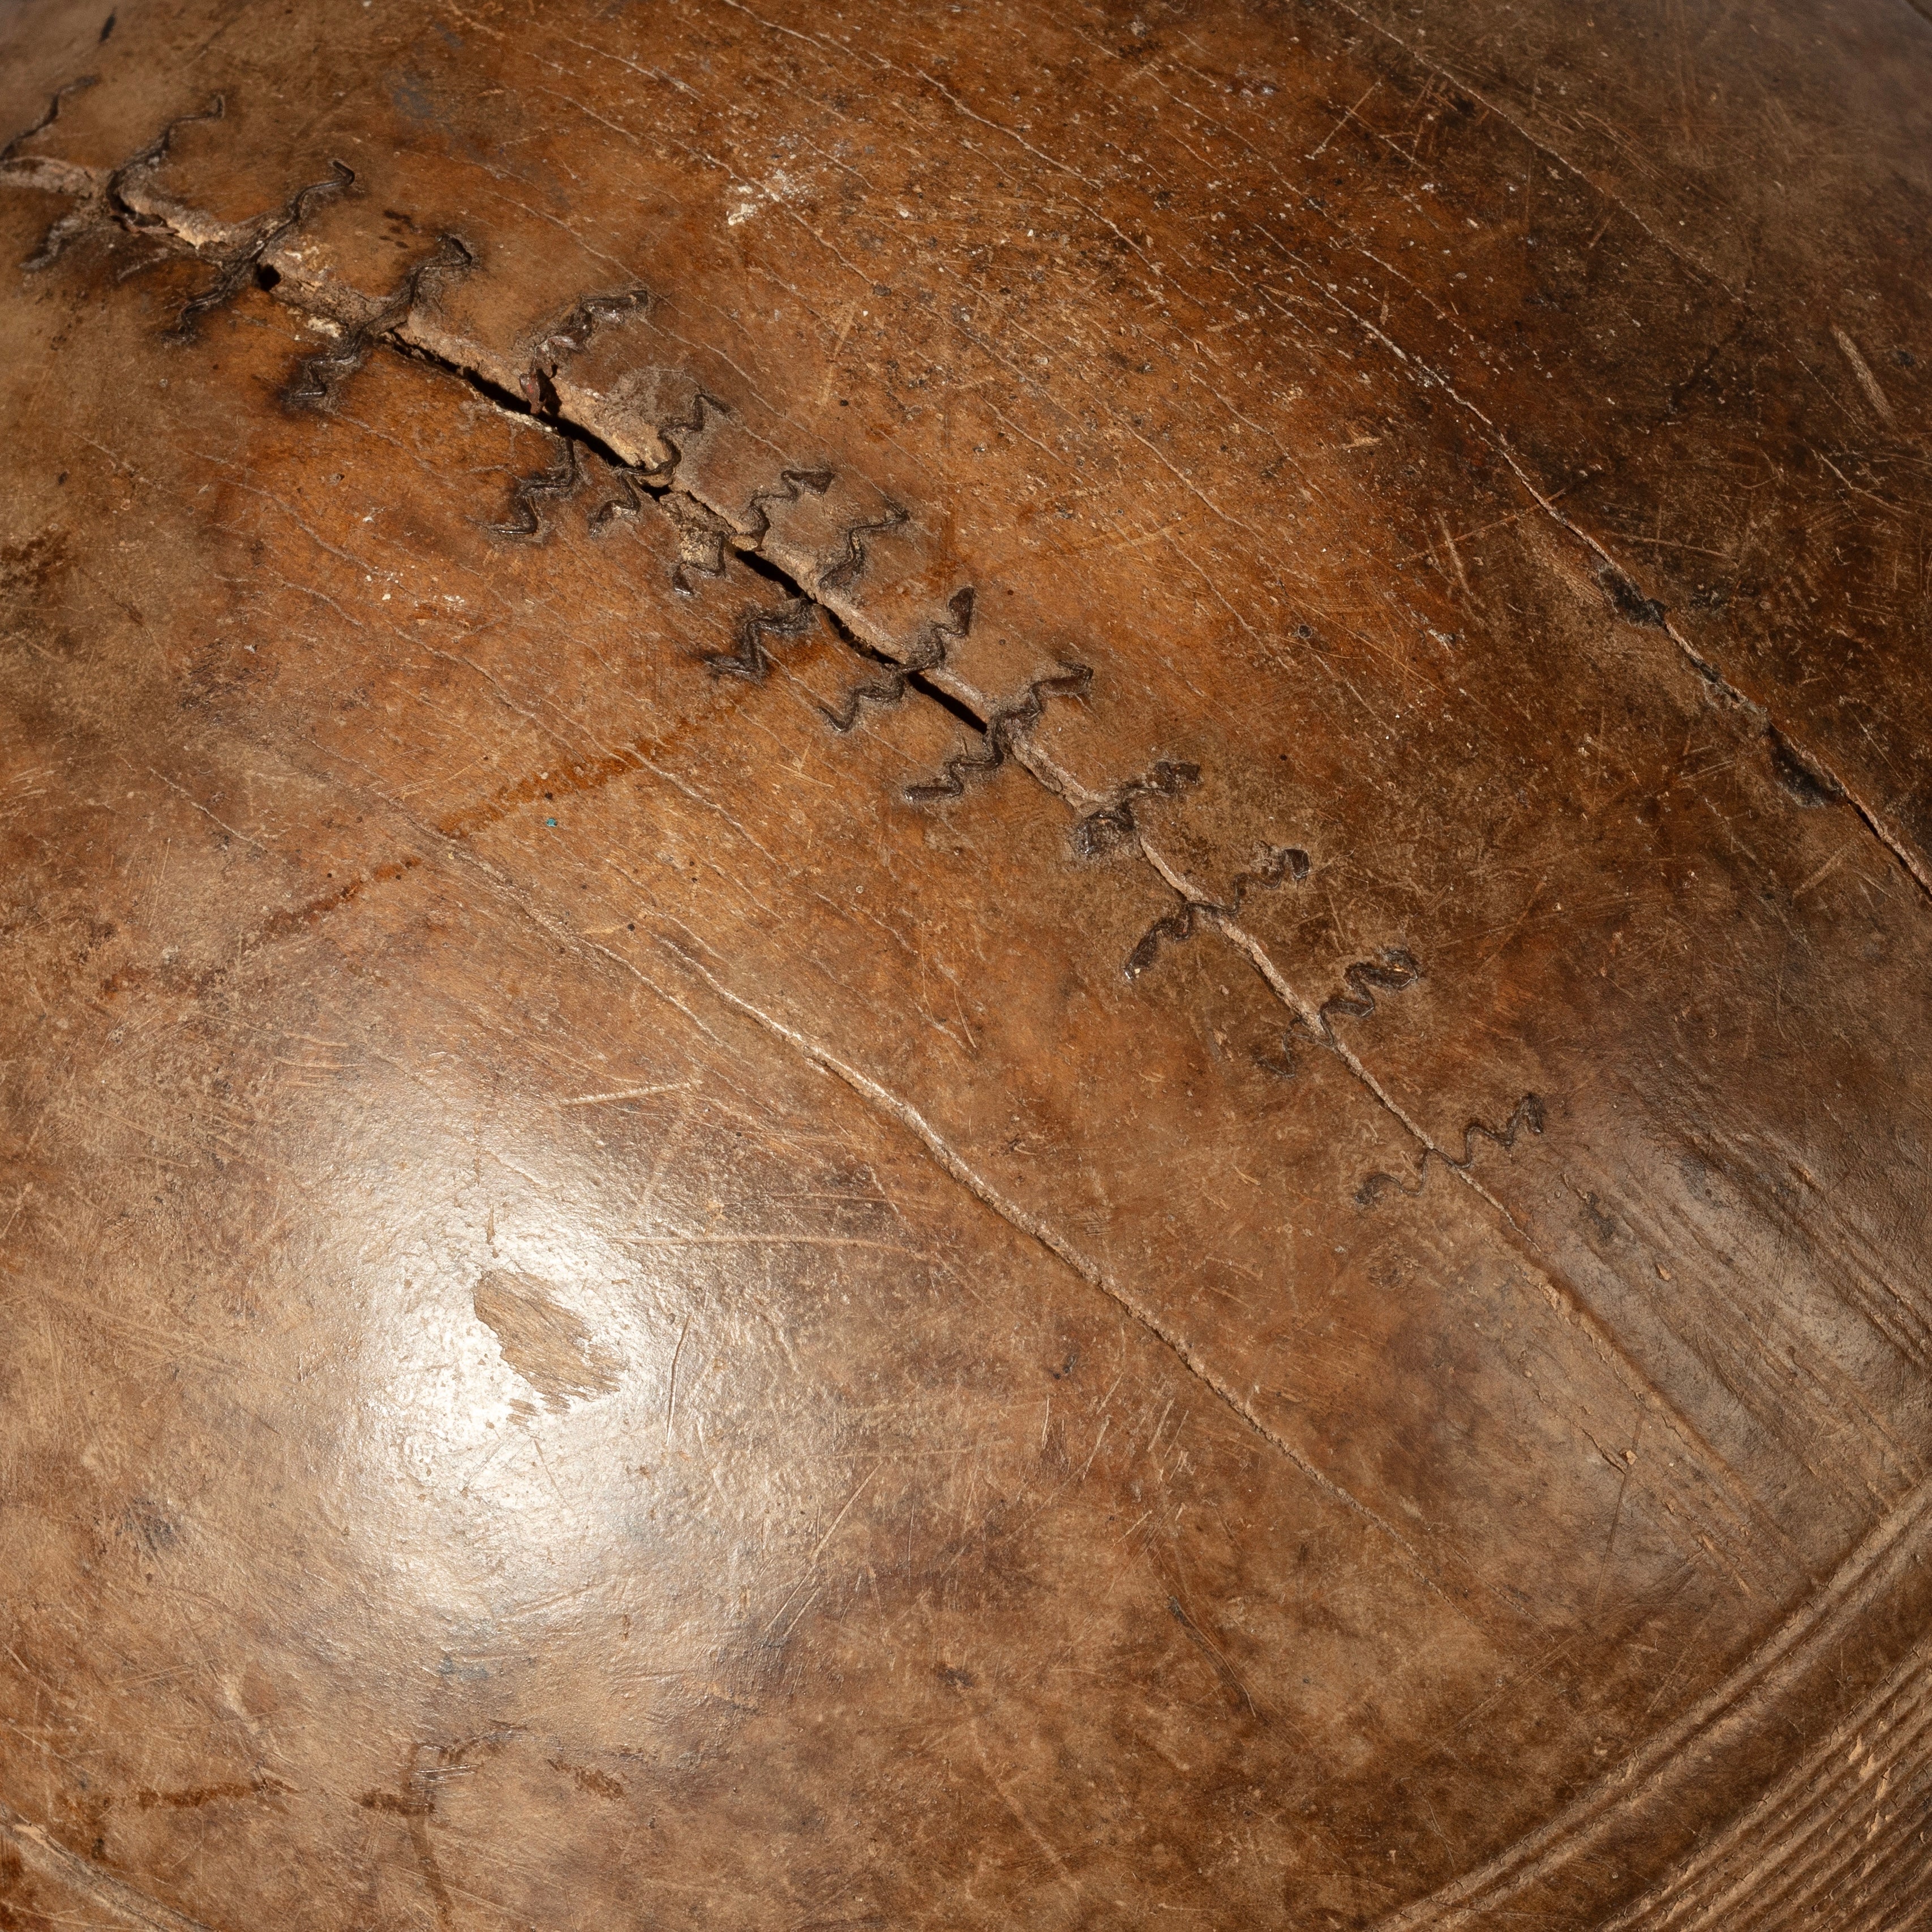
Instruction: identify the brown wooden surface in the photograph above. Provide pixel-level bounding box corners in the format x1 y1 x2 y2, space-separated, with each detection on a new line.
1 0 1929 1925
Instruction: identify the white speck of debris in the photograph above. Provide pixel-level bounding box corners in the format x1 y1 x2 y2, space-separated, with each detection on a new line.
726 167 808 228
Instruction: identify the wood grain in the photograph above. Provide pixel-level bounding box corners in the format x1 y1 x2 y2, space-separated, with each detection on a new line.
1 0 1927 1925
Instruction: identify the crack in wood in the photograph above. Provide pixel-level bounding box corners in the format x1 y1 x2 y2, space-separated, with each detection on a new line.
0 78 1681 1294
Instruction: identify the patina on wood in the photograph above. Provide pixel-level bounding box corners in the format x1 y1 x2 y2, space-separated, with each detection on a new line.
1 0 1929 1926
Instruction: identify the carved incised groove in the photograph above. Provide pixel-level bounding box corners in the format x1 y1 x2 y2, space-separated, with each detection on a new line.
1355 1093 1547 1207
905 662 1093 804
2 77 1530 1214
705 598 821 682
1123 842 1311 980
814 503 910 593
1071 759 1203 861
487 429 585 539
520 286 647 413
820 586 974 733
171 158 354 340
283 233 474 410
1253 948 1423 1079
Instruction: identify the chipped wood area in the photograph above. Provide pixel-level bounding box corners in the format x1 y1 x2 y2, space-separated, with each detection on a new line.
0 0 1927 1926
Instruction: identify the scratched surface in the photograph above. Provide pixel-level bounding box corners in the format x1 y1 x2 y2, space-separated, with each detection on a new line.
1 0 1930 1927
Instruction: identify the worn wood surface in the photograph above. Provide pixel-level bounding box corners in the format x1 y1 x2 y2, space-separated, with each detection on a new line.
1 0 1929 1925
